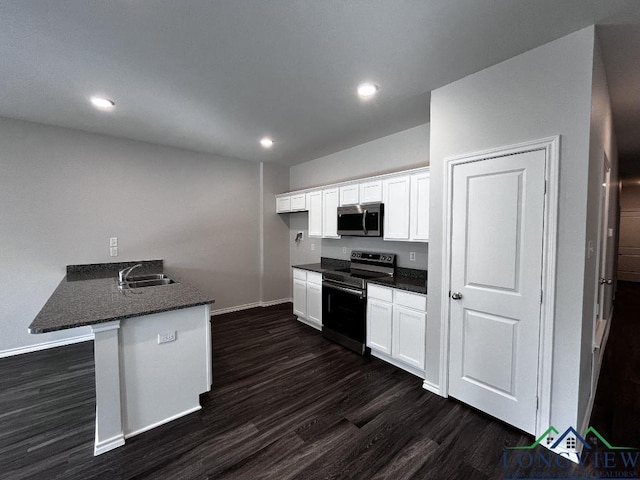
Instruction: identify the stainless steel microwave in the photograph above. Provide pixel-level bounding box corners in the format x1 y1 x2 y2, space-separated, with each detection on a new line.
337 203 383 237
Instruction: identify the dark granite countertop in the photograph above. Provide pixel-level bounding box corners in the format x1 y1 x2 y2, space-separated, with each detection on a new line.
293 257 350 274
367 275 427 295
292 263 325 274
293 259 427 295
29 260 214 334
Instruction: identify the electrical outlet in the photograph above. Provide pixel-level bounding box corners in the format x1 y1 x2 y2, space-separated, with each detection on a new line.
297 231 304 242
110 246 118 257
410 252 416 261
158 331 176 344
343 247 347 254
109 237 118 247
311 243 315 251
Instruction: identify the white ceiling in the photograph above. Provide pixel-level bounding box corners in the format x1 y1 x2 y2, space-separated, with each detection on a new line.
1 1 640 166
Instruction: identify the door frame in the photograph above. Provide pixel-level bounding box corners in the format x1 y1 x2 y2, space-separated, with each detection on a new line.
439 136 560 438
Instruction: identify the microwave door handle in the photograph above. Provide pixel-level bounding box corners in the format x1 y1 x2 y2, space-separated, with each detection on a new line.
362 209 368 235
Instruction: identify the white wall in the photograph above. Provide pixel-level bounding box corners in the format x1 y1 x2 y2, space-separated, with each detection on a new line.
428 27 595 430
289 124 429 190
288 124 430 269
0 117 266 354
261 162 292 302
578 32 619 426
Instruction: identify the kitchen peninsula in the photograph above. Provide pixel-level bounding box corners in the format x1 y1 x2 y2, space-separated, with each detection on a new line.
28 260 214 456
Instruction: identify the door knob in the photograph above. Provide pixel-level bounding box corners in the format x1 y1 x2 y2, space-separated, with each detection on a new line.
607 279 613 285
451 292 463 300
600 278 606 285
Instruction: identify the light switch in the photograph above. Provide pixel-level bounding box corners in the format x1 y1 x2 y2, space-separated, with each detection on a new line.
110 246 118 257
109 237 118 247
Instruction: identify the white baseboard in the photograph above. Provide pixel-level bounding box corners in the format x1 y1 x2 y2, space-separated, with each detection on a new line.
296 316 322 331
261 297 293 307
0 333 95 359
210 298 292 316
422 379 443 396
94 433 125 456
124 405 202 440
371 349 425 379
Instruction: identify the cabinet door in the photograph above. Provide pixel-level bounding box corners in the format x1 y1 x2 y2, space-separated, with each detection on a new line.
276 196 291 213
383 175 411 240
307 191 323 238
306 282 322 327
339 184 359 206
392 305 425 370
410 172 430 241
367 299 393 355
291 193 307 211
360 180 383 203
322 188 340 238
293 279 308 318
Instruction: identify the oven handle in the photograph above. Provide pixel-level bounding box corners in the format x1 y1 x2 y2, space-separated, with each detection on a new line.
323 281 366 299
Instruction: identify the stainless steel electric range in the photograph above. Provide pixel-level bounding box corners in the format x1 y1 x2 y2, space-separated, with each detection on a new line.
322 251 396 355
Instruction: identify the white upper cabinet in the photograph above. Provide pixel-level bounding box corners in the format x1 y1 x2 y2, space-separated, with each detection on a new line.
339 184 359 206
410 172 430 241
383 175 411 240
276 195 291 213
359 180 383 204
290 193 307 211
307 191 323 238
276 167 429 243
322 188 340 238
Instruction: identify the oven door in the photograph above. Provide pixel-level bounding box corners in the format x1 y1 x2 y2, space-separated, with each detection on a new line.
322 281 367 354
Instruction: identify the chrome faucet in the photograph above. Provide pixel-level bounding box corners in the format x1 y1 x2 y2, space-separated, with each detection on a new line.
118 263 142 285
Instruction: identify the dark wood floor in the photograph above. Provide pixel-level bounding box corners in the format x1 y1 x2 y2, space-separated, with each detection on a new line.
1 299 637 479
590 281 640 449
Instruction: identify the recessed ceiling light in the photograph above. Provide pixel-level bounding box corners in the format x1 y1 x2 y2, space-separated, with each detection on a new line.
260 137 274 148
90 96 115 110
357 82 378 99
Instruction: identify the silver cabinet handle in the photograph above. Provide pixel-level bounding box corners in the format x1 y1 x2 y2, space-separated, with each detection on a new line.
451 292 463 300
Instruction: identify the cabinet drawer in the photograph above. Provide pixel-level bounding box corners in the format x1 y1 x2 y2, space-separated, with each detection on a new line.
293 269 307 281
307 271 322 285
368 284 393 302
394 290 426 311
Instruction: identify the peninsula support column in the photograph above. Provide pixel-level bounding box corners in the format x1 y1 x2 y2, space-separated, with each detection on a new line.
90 320 124 455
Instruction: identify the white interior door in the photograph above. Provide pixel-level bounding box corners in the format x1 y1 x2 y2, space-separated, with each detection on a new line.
596 157 612 325
448 149 546 435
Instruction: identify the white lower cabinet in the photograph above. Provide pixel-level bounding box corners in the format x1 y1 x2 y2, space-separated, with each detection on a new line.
292 269 322 330
392 306 426 370
366 299 393 355
293 278 307 318
306 282 322 327
366 285 427 378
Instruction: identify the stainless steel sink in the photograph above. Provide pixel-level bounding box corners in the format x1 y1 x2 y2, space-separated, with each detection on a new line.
118 275 175 289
